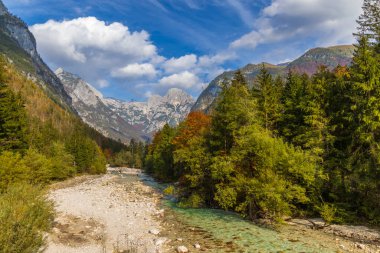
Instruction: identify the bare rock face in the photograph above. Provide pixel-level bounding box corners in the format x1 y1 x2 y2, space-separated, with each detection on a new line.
0 0 73 109
0 0 8 15
104 88 195 135
56 68 145 142
56 68 194 141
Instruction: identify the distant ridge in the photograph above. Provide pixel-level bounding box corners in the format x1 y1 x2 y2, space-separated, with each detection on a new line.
192 45 355 112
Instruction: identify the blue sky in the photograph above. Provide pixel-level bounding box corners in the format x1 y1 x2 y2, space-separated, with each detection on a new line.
4 0 362 101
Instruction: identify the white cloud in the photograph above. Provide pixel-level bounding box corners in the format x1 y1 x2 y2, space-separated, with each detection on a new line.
30 16 228 98
97 79 109 88
226 0 255 28
31 17 156 63
159 71 202 90
231 0 363 49
30 17 159 93
163 54 197 74
111 63 157 79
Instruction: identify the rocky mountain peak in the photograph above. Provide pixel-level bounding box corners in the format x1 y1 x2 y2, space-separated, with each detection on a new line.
105 88 195 134
56 69 144 142
0 1 73 109
0 0 8 15
55 68 103 103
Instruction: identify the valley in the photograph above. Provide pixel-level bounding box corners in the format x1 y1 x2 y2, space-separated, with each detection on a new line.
46 168 380 253
1 0 380 253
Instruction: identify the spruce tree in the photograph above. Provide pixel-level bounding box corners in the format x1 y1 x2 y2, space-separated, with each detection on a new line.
0 69 27 152
253 64 284 133
356 0 380 46
279 70 306 144
208 72 256 155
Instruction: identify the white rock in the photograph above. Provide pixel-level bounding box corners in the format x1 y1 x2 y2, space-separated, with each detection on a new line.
177 246 189 253
149 229 160 235
194 243 201 249
154 237 167 246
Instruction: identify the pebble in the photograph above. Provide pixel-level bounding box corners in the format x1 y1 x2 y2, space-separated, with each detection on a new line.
149 229 160 235
154 237 167 246
177 245 189 253
194 243 201 249
355 243 366 250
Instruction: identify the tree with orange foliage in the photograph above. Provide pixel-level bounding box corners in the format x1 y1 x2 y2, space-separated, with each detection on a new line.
172 111 211 149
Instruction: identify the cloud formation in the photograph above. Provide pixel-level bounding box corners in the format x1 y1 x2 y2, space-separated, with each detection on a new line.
231 0 362 49
30 16 209 98
111 63 157 79
28 0 362 101
159 71 202 90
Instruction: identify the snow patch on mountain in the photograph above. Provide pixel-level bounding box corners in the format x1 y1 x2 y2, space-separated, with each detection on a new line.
104 88 195 134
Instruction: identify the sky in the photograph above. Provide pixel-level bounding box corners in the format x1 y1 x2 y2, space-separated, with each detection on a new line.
3 0 363 101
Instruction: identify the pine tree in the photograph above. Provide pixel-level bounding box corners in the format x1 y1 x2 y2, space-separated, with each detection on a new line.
208 72 256 155
252 64 284 133
299 66 333 158
343 5 380 221
356 0 380 46
0 69 27 152
279 70 306 144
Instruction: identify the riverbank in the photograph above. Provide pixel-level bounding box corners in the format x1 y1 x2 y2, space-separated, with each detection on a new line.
45 171 165 253
44 168 380 252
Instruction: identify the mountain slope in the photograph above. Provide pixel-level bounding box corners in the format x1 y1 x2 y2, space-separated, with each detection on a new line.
104 88 195 134
192 45 355 112
0 0 72 109
57 68 194 140
55 68 145 143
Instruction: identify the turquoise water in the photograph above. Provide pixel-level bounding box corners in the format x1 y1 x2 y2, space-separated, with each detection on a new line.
117 173 338 252
165 202 335 253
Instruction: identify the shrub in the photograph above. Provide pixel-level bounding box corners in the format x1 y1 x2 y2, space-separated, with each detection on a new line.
0 183 53 253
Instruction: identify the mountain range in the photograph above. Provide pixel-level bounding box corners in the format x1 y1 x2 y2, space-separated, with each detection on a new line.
0 1 72 110
0 0 194 143
56 68 194 142
192 45 355 112
0 0 356 142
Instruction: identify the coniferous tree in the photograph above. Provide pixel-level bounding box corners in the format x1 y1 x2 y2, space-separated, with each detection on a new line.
356 0 380 47
298 66 333 158
279 70 306 144
253 64 284 133
208 73 256 155
0 69 27 152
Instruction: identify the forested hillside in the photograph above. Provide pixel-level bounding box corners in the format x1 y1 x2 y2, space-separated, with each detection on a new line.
146 0 380 225
0 55 137 251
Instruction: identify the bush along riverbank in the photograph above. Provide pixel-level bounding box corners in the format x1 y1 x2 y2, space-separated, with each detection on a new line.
145 1 380 226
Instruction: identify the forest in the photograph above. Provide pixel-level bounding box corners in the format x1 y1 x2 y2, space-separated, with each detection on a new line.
0 55 142 251
145 1 380 225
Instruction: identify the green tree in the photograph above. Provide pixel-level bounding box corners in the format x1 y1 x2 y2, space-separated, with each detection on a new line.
145 124 176 180
49 141 76 180
208 72 256 154
0 78 27 152
252 64 284 132
279 71 306 144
